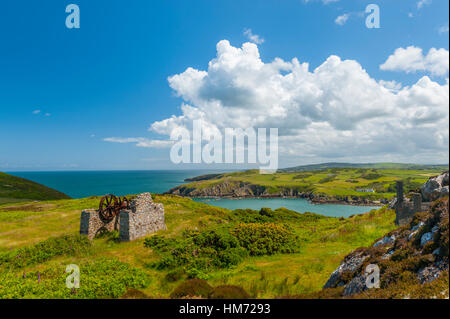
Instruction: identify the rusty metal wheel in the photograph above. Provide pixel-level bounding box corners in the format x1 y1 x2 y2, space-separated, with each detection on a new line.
99 194 118 221
117 196 127 207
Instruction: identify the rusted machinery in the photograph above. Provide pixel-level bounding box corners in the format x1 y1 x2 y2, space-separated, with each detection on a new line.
98 194 130 221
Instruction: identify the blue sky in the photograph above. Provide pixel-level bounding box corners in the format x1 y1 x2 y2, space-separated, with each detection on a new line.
0 0 448 171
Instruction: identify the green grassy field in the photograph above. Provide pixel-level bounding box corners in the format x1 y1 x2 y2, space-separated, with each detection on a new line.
171 167 445 201
279 162 449 172
0 194 396 298
0 172 71 205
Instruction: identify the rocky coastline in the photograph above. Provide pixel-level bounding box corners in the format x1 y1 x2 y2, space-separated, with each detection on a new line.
165 181 386 206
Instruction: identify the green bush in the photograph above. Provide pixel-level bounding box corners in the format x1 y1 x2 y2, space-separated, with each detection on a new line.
193 230 240 250
218 247 248 267
259 207 274 217
0 258 150 299
0 235 91 269
165 269 185 282
146 229 248 272
144 235 177 251
208 285 251 299
231 209 273 223
232 223 300 256
170 279 212 299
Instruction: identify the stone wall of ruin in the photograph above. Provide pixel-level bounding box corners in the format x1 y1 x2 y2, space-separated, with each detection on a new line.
119 193 167 241
80 209 120 240
80 193 166 241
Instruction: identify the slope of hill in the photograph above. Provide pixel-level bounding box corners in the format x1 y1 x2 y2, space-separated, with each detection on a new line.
167 168 443 204
0 194 395 298
279 162 449 172
294 173 449 299
0 172 71 204
0 172 447 299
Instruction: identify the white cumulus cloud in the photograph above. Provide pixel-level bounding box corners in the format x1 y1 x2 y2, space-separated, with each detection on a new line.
243 29 265 44
380 46 449 77
147 40 449 164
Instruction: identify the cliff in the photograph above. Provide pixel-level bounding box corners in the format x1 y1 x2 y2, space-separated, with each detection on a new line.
166 180 385 205
165 168 440 206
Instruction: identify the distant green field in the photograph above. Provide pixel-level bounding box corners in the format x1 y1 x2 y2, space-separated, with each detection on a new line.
173 167 446 200
0 172 71 204
279 162 449 172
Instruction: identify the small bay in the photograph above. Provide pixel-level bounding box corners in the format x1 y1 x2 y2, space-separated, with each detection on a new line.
193 197 379 217
10 170 380 217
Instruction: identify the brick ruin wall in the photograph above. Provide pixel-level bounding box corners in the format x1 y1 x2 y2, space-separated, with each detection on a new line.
80 193 166 241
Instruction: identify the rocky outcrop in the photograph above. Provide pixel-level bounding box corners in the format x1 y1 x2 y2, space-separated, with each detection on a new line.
392 172 448 226
166 180 385 205
167 181 267 197
323 250 369 289
166 180 315 198
421 172 449 202
321 196 449 298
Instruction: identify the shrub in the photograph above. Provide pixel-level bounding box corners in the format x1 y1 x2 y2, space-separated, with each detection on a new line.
259 207 274 217
0 235 91 269
232 223 300 256
208 285 251 299
231 209 273 223
170 279 212 299
185 267 210 280
165 269 185 282
217 247 248 267
147 229 247 271
193 230 239 250
144 235 177 251
0 258 150 299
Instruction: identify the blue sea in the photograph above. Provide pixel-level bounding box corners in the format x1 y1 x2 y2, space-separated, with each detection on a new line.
10 170 379 217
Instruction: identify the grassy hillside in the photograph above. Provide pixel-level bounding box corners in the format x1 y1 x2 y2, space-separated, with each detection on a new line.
0 172 71 205
168 168 443 202
0 194 396 298
279 162 449 172
295 196 449 299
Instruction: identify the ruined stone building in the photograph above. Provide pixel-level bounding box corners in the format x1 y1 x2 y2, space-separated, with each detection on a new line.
80 193 167 241
394 172 449 226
